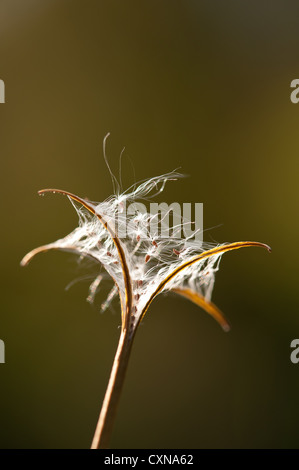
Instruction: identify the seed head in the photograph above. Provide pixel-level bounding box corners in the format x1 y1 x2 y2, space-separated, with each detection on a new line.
21 169 271 337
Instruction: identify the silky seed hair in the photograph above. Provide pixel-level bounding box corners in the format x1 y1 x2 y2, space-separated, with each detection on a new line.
21 171 222 325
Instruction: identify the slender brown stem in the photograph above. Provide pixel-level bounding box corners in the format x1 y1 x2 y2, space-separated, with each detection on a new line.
91 328 133 449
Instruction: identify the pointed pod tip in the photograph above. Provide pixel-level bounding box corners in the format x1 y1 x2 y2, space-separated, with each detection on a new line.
259 242 271 253
38 189 54 197
237 241 271 253
222 323 231 333
37 189 97 213
20 257 28 267
20 245 54 268
38 189 51 195
38 189 63 196
20 251 34 267
20 250 36 267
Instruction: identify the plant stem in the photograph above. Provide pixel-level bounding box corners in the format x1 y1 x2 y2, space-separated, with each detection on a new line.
90 328 133 449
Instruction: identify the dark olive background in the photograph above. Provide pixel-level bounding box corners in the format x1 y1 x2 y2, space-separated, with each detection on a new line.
0 0 298 448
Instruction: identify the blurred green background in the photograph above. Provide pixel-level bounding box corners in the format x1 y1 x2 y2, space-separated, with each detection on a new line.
0 0 298 449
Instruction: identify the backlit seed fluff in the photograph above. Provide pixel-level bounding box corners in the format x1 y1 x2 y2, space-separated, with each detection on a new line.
21 171 271 336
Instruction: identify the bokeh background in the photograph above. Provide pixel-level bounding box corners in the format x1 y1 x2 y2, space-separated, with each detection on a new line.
0 0 298 449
